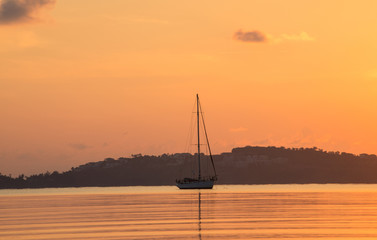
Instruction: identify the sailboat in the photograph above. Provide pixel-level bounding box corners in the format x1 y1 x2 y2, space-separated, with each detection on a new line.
176 94 218 189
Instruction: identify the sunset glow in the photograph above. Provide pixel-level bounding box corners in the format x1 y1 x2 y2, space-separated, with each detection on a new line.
2 0 377 175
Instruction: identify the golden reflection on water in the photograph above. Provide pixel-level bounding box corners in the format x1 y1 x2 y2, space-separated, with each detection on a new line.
1 185 377 239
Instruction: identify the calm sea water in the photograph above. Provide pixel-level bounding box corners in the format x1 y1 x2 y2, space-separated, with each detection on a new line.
1 184 377 240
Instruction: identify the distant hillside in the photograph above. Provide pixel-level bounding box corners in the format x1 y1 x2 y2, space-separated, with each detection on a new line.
2 146 377 189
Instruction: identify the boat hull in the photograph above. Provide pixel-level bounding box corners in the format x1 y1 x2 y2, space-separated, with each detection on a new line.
176 180 214 189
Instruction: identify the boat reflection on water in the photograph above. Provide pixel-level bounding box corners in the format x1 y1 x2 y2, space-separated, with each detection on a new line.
4 186 377 239
198 192 202 240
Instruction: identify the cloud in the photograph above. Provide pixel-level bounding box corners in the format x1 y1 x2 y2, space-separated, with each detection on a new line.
233 29 315 44
68 143 90 151
0 0 55 25
234 30 267 43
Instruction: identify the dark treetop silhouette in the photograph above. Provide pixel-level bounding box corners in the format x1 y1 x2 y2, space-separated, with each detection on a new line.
2 146 377 189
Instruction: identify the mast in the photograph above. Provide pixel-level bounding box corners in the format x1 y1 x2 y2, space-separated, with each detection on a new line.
197 94 201 180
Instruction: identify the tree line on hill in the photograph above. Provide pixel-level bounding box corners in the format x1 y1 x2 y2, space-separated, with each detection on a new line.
2 146 377 189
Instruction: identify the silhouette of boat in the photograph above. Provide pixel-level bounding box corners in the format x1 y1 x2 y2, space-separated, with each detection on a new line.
176 94 217 189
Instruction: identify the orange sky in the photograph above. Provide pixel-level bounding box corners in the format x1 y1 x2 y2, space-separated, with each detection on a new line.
1 0 377 175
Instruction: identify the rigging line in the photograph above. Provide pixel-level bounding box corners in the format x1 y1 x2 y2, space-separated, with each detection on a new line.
188 115 194 153
184 99 196 153
182 98 197 178
199 107 210 178
197 94 201 180
205 146 210 178
198 99 217 177
190 102 197 176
